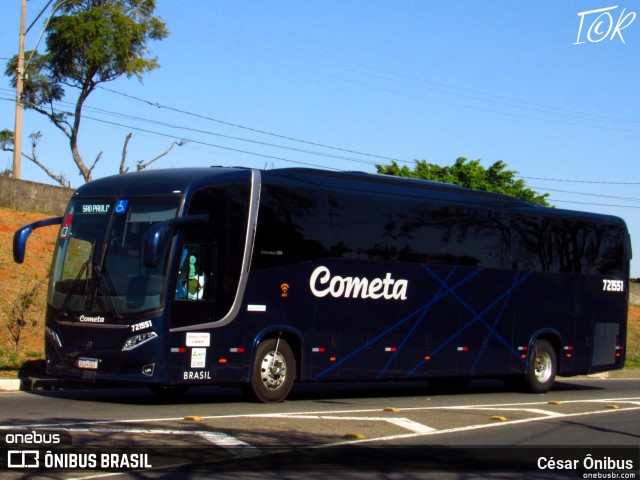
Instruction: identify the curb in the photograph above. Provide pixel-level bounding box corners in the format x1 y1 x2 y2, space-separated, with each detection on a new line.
0 376 73 392
0 379 21 391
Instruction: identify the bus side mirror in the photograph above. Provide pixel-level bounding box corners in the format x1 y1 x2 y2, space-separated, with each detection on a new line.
143 214 209 268
13 217 63 263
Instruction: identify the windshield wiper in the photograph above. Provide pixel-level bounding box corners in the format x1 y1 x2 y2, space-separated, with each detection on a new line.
59 241 95 317
93 267 123 319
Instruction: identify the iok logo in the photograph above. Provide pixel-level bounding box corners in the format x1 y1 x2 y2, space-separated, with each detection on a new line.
575 5 637 44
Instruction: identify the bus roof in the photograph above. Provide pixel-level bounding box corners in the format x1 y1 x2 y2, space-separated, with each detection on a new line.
74 167 252 197
262 168 626 227
73 166 626 228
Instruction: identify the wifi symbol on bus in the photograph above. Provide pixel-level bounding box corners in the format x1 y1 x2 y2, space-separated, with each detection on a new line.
280 283 290 298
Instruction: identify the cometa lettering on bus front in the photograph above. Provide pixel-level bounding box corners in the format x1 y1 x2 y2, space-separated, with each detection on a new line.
309 266 408 300
79 315 105 323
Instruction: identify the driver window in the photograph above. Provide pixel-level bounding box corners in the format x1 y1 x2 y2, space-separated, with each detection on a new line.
175 244 206 300
170 234 216 328
170 182 249 328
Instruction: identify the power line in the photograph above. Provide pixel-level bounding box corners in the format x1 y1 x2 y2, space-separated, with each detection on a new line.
550 199 640 209
6 78 640 199
95 88 640 186
520 176 640 185
25 97 386 167
6 92 640 194
165 13 640 131
532 186 640 202
82 114 341 171
80 104 383 167
97 86 404 165
6 89 640 190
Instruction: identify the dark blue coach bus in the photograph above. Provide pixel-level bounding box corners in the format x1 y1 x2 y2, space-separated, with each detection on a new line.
13 167 632 402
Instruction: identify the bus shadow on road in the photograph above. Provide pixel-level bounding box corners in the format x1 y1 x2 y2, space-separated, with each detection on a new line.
21 376 606 407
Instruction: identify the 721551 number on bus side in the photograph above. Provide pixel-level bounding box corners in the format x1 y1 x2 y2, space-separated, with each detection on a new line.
602 279 624 292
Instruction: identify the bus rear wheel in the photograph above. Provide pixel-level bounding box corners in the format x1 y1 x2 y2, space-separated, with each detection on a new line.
524 339 557 393
246 338 295 403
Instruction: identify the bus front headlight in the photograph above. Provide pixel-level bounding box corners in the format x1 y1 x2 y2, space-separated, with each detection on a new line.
122 331 158 351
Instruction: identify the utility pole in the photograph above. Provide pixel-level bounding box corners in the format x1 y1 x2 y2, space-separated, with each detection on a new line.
13 0 27 179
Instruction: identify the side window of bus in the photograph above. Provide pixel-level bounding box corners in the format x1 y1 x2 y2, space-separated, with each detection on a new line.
254 185 329 269
510 215 625 275
170 232 217 329
171 183 249 328
329 191 399 261
175 244 208 301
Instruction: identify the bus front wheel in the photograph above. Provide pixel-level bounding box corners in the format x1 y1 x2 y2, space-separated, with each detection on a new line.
525 339 557 393
246 338 295 403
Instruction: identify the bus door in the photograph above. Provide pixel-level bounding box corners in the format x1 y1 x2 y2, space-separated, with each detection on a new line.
167 183 252 384
168 234 217 382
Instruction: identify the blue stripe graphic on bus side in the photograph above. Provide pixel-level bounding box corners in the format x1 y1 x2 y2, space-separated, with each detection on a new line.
468 271 533 374
377 267 458 378
314 266 534 381
314 266 485 380
406 267 533 377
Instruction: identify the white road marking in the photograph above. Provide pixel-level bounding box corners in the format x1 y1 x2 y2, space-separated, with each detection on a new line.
384 417 437 434
1 396 638 452
448 406 565 417
2 396 639 478
266 414 437 434
3 395 639 432
68 428 259 480
66 428 257 451
332 405 640 445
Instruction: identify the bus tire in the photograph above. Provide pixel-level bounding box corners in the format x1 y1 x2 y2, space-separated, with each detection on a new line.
246 338 295 403
524 339 557 393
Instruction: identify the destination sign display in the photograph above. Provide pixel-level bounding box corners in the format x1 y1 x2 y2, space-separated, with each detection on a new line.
79 203 111 214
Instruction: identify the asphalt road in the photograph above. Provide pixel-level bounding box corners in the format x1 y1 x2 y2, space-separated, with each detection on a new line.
1 377 639 479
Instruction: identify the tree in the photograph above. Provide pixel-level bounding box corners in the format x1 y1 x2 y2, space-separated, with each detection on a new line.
376 158 551 206
4 281 40 350
4 0 175 186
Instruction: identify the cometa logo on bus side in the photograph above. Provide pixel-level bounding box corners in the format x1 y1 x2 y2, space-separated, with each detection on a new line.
309 266 408 300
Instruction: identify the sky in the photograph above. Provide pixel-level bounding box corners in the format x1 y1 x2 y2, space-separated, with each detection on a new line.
1 0 639 276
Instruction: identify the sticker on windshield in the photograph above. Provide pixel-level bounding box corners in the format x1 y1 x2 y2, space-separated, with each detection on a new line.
60 214 73 239
115 200 129 214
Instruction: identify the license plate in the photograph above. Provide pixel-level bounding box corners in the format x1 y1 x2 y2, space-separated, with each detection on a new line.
78 357 98 369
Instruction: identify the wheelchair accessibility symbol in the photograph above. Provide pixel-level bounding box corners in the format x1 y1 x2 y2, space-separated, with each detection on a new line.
115 200 129 214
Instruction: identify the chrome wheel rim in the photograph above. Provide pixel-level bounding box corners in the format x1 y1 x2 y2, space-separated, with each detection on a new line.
534 351 552 383
260 351 286 390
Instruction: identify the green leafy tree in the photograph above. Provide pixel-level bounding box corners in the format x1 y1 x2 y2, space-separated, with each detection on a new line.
4 0 177 185
377 158 551 206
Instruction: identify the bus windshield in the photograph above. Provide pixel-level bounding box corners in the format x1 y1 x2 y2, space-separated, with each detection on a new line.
48 197 180 319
